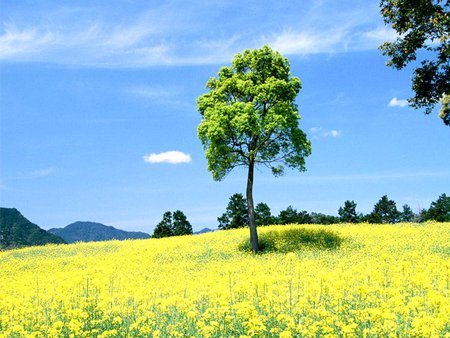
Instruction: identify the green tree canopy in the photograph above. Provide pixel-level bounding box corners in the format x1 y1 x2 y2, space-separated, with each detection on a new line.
399 204 416 222
379 0 450 125
152 211 193 238
277 206 299 225
338 200 359 223
439 94 450 125
424 193 450 221
310 213 340 225
152 211 173 238
218 193 248 230
369 195 400 224
255 202 275 226
197 46 311 251
277 206 312 225
172 210 193 236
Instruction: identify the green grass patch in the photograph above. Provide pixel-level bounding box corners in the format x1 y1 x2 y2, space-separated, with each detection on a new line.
239 226 343 253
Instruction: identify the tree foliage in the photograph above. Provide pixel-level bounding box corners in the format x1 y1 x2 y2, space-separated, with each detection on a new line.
369 195 400 224
197 45 310 181
310 213 340 225
218 193 248 230
152 212 173 238
277 206 312 225
399 204 416 222
379 0 450 124
424 193 450 221
255 202 275 226
152 211 192 238
197 46 311 251
338 200 359 223
439 94 450 125
172 210 193 236
214 193 449 227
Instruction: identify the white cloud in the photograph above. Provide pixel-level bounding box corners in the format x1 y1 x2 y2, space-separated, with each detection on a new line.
17 167 56 179
309 127 342 138
309 127 323 133
0 2 397 67
143 151 192 164
126 86 173 99
0 24 58 58
266 29 346 55
363 26 398 44
388 97 409 108
326 130 341 137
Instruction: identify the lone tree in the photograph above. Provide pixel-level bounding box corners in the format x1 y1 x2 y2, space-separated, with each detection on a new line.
379 0 449 125
197 46 311 252
152 210 192 238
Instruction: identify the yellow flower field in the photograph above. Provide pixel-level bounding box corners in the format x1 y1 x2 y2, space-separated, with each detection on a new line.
0 223 449 337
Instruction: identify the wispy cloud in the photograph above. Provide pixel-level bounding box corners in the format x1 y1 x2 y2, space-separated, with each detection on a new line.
309 127 342 139
0 24 58 58
16 167 56 179
265 28 347 55
0 2 392 67
363 26 398 44
388 97 409 108
30 167 56 178
126 86 174 99
143 151 192 164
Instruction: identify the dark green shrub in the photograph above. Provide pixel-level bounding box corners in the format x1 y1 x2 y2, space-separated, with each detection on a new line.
239 226 343 253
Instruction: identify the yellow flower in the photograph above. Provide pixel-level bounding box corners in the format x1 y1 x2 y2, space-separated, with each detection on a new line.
0 223 448 337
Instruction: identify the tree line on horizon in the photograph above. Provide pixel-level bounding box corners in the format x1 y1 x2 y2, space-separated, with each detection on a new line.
152 193 450 237
217 193 450 229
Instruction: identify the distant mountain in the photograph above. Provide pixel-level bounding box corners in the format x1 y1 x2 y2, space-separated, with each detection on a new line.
194 228 214 235
0 208 66 249
49 221 150 243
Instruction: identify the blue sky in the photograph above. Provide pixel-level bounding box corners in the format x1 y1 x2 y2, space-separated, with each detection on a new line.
1 0 449 233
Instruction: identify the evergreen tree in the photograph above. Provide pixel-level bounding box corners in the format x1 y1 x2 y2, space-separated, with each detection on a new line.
424 194 450 222
277 206 299 225
152 211 173 238
370 195 400 224
338 200 358 223
277 206 312 224
152 210 193 238
310 213 339 225
172 210 193 236
297 211 312 224
218 193 249 230
255 203 274 226
399 204 415 222
416 208 428 223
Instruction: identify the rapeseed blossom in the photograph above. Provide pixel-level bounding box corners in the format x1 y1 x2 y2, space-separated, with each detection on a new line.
0 222 449 337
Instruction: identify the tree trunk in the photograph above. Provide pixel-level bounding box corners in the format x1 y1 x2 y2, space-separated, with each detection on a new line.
247 157 259 252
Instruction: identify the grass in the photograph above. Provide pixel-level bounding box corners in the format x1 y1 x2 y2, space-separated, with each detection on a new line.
239 225 343 253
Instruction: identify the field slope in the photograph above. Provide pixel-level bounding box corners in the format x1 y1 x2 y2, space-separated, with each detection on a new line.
0 223 449 337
